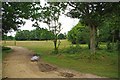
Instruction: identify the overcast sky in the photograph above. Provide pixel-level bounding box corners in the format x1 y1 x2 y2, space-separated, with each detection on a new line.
20 15 79 33
7 14 79 36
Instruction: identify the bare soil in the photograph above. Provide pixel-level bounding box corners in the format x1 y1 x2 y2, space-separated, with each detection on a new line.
3 46 102 78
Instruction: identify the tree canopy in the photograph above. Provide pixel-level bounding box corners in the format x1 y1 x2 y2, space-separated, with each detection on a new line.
67 22 89 44
15 28 54 40
2 2 41 34
67 2 120 53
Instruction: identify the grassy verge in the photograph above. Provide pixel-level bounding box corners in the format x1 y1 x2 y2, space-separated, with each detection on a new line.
42 50 118 78
2 46 12 59
2 40 118 78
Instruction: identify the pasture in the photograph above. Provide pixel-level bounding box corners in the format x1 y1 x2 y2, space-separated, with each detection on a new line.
2 40 118 78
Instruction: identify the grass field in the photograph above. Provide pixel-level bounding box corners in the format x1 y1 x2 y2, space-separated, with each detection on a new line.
2 40 118 78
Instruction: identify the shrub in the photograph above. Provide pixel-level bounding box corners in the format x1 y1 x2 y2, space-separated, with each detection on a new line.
2 46 11 51
62 45 81 54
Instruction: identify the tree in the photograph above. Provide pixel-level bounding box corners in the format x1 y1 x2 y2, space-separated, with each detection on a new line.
38 2 67 54
67 22 89 45
58 33 66 39
67 2 119 54
2 2 41 34
15 30 30 40
15 27 54 41
99 4 120 51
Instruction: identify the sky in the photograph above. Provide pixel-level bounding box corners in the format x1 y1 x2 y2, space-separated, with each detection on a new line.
7 0 79 36
20 14 79 33
7 14 79 36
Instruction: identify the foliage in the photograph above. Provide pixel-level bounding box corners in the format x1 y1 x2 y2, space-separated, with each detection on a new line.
58 33 66 39
67 2 107 54
67 2 120 53
62 45 81 54
15 28 55 40
2 46 12 59
67 22 89 44
99 16 120 43
15 27 66 41
2 35 14 40
2 2 41 34
37 2 67 54
2 46 11 51
15 30 30 40
98 3 120 51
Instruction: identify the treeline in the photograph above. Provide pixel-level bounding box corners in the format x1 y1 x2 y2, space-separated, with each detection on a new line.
2 28 66 40
2 35 14 40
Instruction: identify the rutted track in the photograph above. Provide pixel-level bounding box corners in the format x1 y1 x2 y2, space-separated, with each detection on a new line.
3 46 102 78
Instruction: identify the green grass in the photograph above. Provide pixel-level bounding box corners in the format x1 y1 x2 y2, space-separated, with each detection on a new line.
2 40 118 78
2 46 12 59
43 55 118 77
42 49 118 78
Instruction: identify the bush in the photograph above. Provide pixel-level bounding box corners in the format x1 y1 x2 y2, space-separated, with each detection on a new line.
62 45 81 54
107 41 119 52
2 46 11 51
107 42 112 51
115 40 119 51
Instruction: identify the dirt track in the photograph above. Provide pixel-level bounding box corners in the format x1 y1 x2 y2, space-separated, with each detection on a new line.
3 46 102 78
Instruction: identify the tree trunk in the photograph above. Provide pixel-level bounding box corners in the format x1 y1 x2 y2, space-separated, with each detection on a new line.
112 31 115 50
90 25 96 54
4 40 6 45
95 28 99 49
53 39 58 54
54 39 57 49
14 40 16 46
88 41 90 49
14 37 16 46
